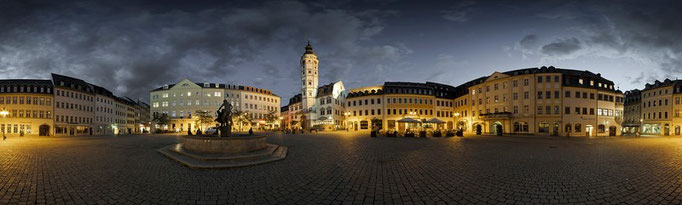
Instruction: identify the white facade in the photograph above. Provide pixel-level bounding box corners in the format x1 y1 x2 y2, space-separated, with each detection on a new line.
149 79 281 132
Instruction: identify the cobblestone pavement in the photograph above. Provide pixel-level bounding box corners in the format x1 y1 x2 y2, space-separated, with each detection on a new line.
3 133 682 204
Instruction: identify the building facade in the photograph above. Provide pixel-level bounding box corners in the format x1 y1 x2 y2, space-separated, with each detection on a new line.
466 67 624 137
633 79 682 136
344 82 458 133
0 74 149 137
0 80 54 136
282 42 346 131
623 89 642 134
149 79 280 132
52 74 96 136
343 66 625 137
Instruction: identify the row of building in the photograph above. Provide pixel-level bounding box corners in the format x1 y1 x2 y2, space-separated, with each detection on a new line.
279 43 628 137
0 74 150 136
148 79 281 132
623 79 682 136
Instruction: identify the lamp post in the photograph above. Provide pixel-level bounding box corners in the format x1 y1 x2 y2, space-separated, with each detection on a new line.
1 110 8 141
343 112 351 131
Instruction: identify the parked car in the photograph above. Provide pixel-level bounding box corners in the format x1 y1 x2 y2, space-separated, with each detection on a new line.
205 127 218 135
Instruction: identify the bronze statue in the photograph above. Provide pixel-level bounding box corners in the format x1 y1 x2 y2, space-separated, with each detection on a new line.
216 99 233 137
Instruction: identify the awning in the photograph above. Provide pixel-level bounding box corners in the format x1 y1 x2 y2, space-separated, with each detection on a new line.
397 118 421 123
425 118 446 123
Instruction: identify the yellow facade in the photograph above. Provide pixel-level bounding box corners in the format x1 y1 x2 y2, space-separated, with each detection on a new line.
0 93 54 136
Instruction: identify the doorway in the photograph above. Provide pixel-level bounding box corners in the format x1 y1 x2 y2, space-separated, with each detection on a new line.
609 126 616 136
39 124 50 136
475 124 482 135
552 122 559 136
585 125 593 137
492 122 503 136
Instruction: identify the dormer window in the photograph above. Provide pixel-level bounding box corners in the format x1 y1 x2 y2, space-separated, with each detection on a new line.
578 78 583 85
181 83 189 87
204 83 209 88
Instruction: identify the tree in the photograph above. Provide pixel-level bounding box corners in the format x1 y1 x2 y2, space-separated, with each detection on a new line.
232 110 252 132
264 110 279 129
194 110 214 131
152 113 170 131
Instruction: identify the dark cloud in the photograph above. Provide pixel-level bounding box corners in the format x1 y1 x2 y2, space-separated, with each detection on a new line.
0 0 409 103
540 37 582 56
441 1 476 22
537 0 682 83
519 35 538 49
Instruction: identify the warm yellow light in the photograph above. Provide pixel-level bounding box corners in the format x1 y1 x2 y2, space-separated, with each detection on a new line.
0 110 8 117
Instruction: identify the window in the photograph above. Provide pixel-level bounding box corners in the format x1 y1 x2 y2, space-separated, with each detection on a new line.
565 91 570 98
514 122 529 132
513 93 518 100
537 76 543 83
513 106 518 114
524 92 529 99
598 125 605 133
538 123 550 133
537 106 543 114
523 78 529 86
565 107 570 114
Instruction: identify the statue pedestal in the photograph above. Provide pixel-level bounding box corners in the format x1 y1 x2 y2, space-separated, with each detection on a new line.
219 127 231 137
182 135 267 154
158 135 287 168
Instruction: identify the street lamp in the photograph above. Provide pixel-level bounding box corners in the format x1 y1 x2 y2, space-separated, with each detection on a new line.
1 110 8 140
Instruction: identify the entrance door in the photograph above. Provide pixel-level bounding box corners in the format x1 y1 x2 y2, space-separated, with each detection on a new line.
39 125 50 136
665 124 670 136
552 123 559 136
354 122 359 131
586 125 593 137
609 126 616 136
475 124 482 135
676 126 680 135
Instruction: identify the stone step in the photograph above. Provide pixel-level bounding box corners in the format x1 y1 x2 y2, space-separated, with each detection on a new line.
158 143 288 169
169 143 279 161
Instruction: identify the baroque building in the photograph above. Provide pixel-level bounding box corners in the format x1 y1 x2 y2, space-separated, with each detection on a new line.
629 79 682 136
0 74 148 137
344 66 625 137
149 79 281 132
0 79 54 136
282 42 346 131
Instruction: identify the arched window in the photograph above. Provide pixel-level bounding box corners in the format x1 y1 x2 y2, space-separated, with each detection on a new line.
575 124 582 132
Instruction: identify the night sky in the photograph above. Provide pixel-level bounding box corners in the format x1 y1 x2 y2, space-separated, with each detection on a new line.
1 0 680 105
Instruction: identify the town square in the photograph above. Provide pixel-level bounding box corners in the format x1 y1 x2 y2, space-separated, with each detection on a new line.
4 132 682 204
2 0 682 204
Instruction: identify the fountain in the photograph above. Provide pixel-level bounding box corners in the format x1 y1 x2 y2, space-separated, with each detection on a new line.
159 100 287 168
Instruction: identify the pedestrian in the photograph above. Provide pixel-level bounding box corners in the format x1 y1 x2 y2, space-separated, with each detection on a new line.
2 133 6 141
248 128 253 135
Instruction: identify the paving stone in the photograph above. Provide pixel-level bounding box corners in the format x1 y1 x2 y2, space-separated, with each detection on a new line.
2 134 682 204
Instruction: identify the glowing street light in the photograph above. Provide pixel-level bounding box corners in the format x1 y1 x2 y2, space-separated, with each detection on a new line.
1 109 8 139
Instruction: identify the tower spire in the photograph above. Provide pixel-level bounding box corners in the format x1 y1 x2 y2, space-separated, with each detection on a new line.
304 40 314 54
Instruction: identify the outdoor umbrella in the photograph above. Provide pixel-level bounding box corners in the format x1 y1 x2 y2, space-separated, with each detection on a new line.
425 118 446 123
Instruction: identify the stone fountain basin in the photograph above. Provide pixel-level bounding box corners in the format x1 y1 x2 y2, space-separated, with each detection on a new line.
182 135 267 154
